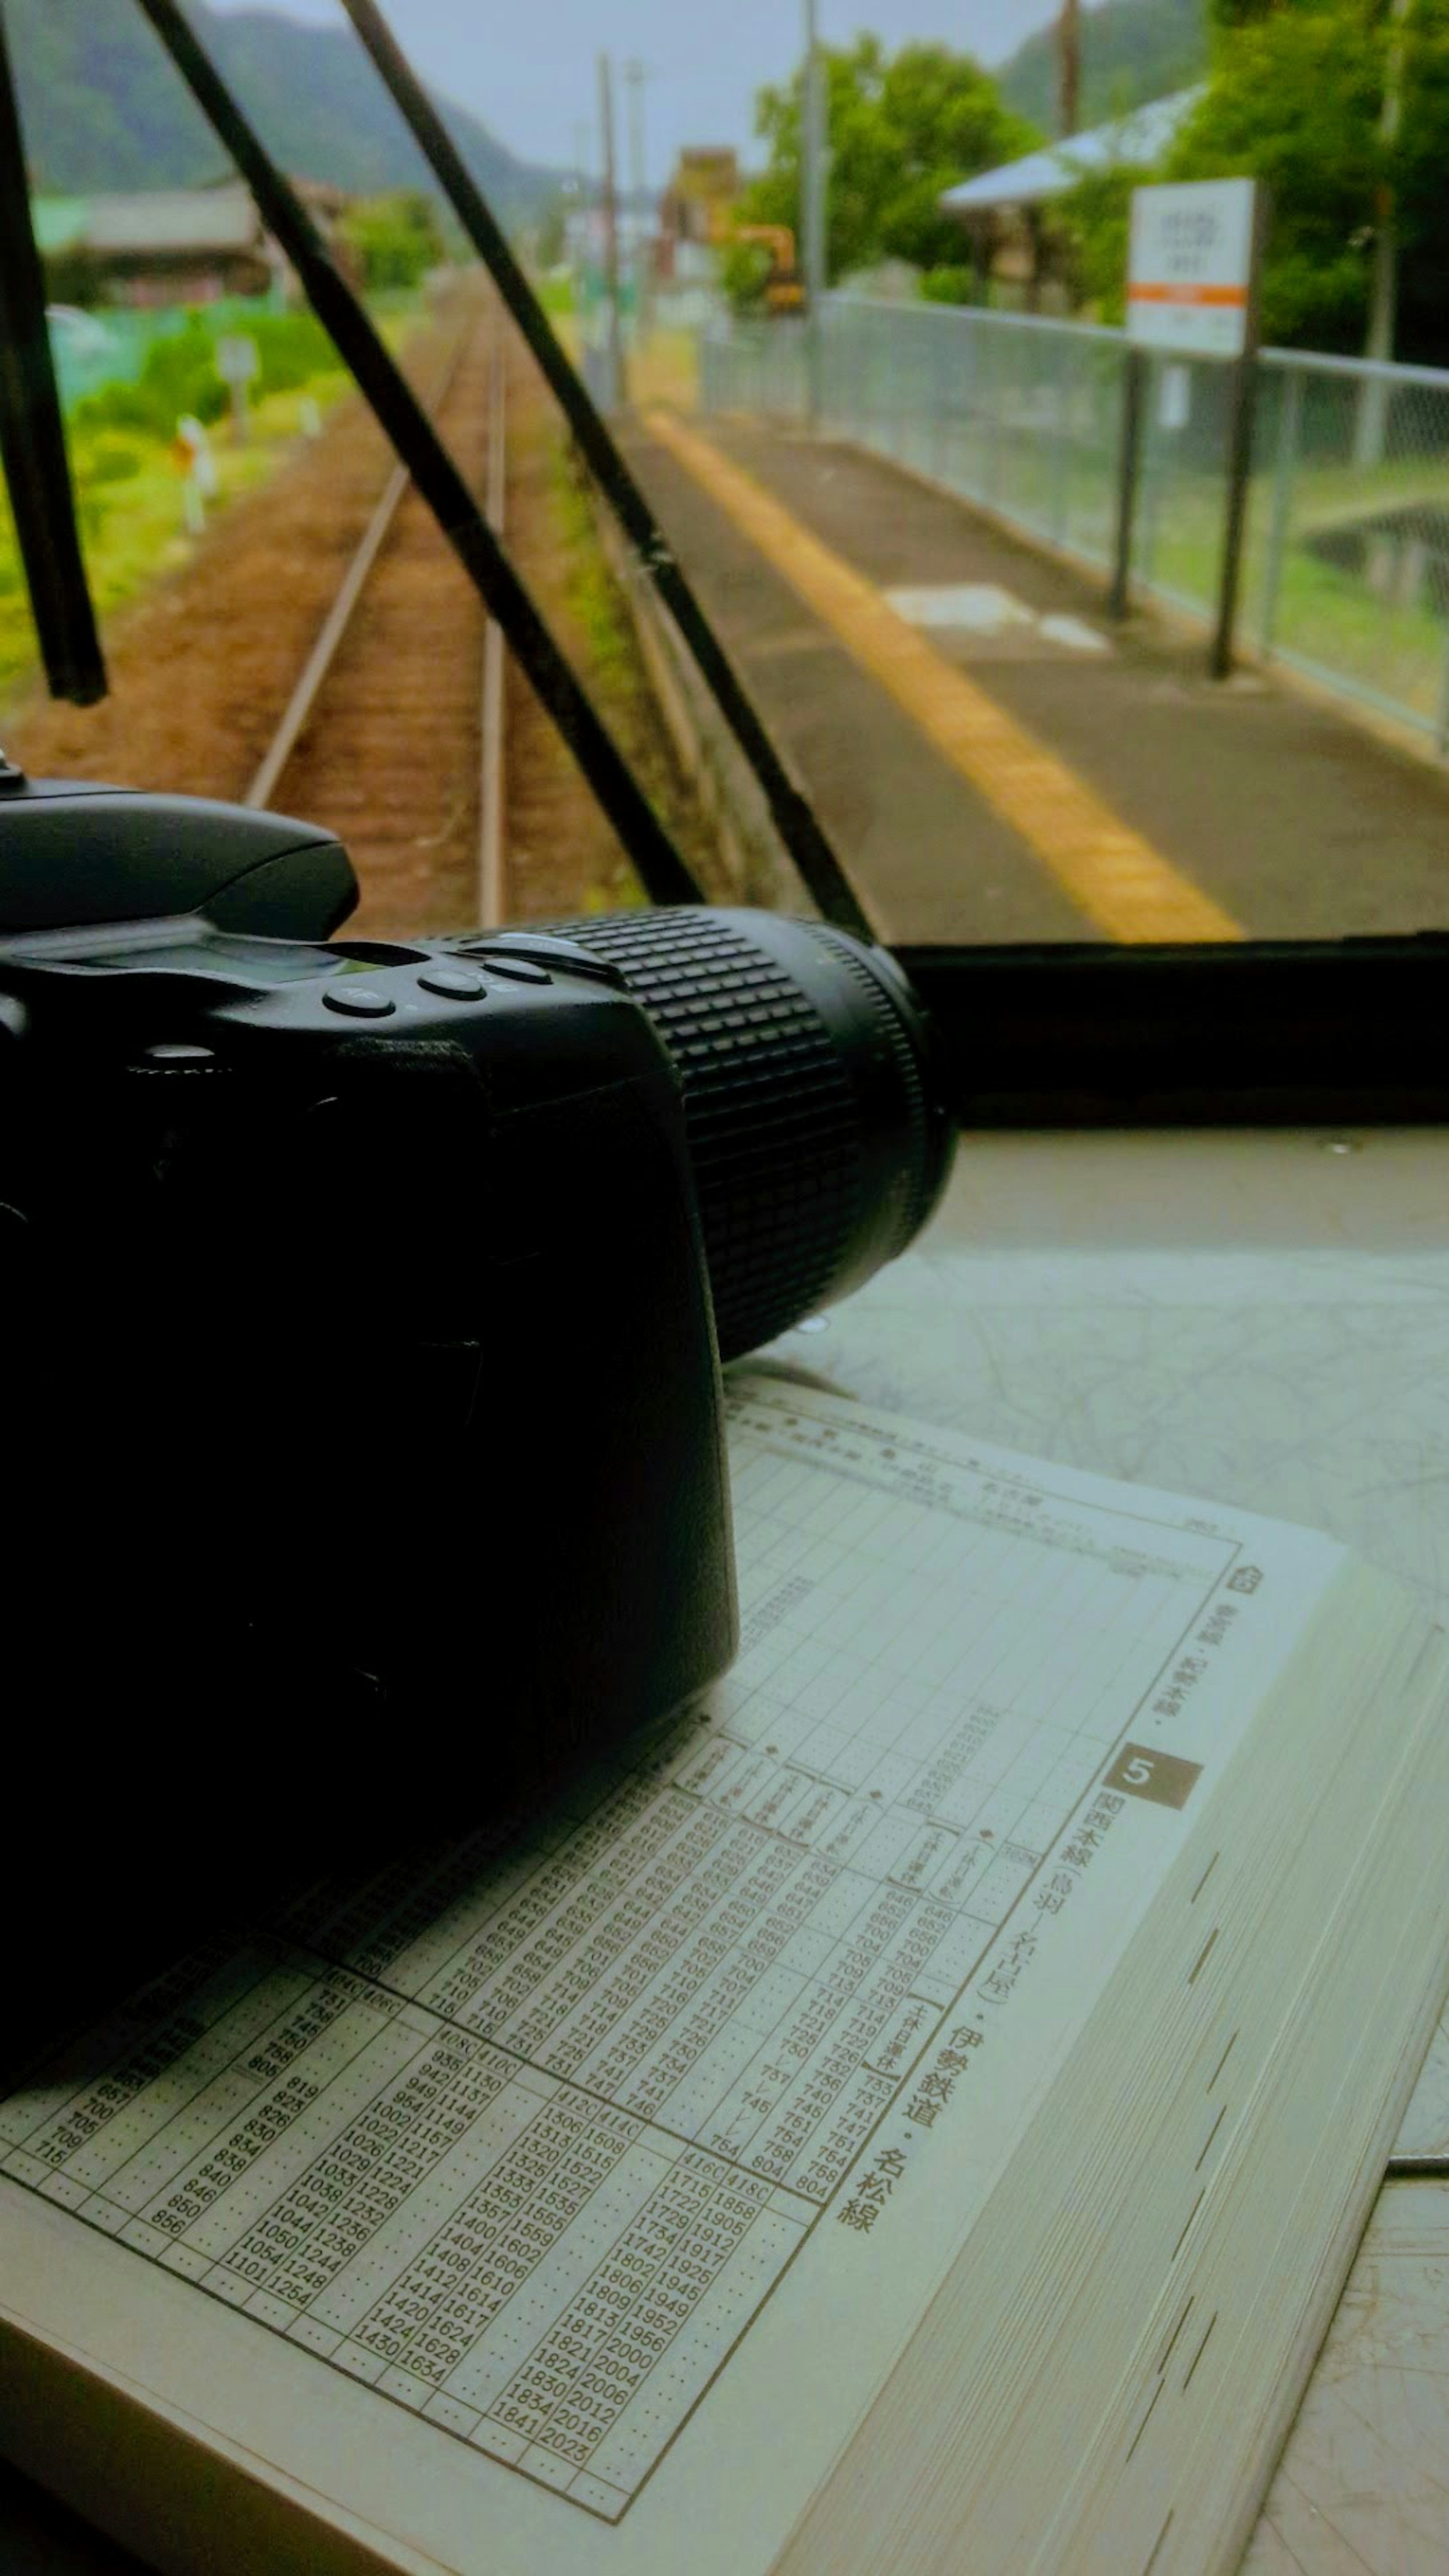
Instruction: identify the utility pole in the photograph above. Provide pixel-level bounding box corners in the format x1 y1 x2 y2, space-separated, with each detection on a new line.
1058 0 1080 139
597 52 625 410
1355 0 1411 465
568 120 593 347
801 0 826 424
623 57 651 343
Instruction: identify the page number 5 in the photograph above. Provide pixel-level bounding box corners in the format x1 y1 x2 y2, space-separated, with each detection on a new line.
1104 1742 1203 1810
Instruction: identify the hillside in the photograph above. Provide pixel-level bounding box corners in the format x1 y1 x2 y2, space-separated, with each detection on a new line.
6 0 563 218
998 0 1208 134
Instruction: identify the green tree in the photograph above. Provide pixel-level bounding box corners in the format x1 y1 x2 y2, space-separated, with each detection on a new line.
1166 0 1449 355
1053 0 1449 356
339 190 445 293
719 238 776 315
1053 164 1139 321
741 38 1039 285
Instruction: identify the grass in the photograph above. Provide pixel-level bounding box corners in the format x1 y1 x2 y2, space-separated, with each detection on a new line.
545 432 720 904
1135 455 1449 723
1282 448 1449 534
551 442 633 682
0 300 426 707
546 438 648 908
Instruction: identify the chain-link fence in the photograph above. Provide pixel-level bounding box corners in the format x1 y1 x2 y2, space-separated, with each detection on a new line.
1252 352 1449 741
698 299 1449 756
699 302 1126 574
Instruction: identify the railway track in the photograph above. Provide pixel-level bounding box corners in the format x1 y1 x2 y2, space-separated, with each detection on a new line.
245 297 507 941
6 276 699 929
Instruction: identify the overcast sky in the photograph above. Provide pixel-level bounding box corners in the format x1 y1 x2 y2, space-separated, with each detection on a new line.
209 2 1060 179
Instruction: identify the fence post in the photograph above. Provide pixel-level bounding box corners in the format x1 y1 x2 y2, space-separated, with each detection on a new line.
1434 618 1449 761
1209 183 1270 680
985 324 1002 506
1259 363 1301 661
1109 344 1146 619
1052 332 1073 543
1138 377 1160 592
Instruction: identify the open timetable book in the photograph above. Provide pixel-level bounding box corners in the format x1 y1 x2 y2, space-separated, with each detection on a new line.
2 1373 1447 2576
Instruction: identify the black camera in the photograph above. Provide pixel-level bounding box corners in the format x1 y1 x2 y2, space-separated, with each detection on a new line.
0 773 951 2014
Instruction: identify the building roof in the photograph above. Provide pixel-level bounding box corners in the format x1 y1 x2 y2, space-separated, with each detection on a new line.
666 148 739 203
940 87 1203 217
31 197 89 254
78 183 263 257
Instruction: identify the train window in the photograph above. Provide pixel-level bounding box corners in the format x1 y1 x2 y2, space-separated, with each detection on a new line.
3 0 1447 955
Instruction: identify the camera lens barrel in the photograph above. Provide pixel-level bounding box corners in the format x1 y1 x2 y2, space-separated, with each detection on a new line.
535 909 955 1361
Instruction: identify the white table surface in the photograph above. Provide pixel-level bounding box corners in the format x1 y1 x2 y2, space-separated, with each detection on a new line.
5 1126 1447 2573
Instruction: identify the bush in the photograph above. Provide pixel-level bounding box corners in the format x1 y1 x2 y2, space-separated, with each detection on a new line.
133 321 230 429
69 306 339 445
84 441 143 483
720 239 774 316
921 265 980 305
72 381 155 436
246 309 336 397
340 191 444 292
73 318 228 440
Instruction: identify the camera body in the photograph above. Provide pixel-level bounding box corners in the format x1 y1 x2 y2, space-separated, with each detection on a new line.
0 780 735 1909
0 774 955 2041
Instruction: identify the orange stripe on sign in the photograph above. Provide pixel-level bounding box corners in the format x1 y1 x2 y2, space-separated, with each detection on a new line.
1129 283 1248 306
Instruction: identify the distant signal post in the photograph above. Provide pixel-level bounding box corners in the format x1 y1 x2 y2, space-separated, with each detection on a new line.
217 332 260 445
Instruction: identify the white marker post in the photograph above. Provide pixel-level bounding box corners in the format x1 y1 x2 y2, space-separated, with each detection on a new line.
216 333 260 446
173 414 217 534
1126 177 1268 676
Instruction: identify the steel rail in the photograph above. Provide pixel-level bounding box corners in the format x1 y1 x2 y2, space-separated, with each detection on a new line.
244 315 478 814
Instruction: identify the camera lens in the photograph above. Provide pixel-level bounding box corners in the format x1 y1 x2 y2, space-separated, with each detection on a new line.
525 909 956 1361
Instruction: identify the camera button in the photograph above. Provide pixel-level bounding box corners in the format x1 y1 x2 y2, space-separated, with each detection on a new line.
473 954 552 985
417 966 487 1000
323 986 395 1018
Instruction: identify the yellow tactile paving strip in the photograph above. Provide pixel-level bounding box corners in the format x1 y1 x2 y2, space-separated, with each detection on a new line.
644 408 1244 944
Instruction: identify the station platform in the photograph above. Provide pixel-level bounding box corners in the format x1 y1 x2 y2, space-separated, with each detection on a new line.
625 408 1449 947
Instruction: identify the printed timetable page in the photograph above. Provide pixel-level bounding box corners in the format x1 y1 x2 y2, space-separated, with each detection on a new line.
0 1376 1318 2541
